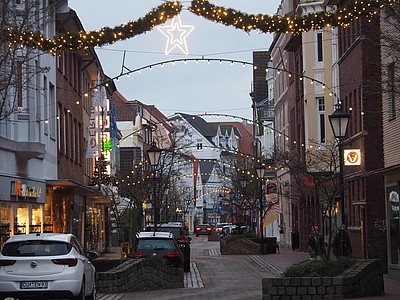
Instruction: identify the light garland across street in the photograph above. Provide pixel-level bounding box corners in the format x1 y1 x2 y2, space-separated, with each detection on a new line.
0 0 395 52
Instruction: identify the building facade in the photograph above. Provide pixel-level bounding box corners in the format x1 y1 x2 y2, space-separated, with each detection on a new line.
0 0 61 248
380 3 400 279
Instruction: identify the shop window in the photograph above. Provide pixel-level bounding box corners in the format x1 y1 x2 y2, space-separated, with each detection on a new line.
15 205 28 235
30 204 42 233
44 196 53 232
1 203 12 248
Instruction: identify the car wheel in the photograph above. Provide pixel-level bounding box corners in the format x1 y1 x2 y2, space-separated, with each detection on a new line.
184 260 190 272
72 281 85 300
86 284 96 300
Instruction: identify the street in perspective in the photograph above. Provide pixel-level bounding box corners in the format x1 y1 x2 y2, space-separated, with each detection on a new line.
96 234 400 300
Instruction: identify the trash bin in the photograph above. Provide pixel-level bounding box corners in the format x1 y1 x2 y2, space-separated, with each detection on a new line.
265 237 277 254
291 231 299 250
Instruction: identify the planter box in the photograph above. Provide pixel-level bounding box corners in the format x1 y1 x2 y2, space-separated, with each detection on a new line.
262 259 384 299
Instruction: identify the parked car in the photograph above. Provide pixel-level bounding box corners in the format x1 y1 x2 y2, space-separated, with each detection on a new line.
133 231 184 270
144 222 191 272
0 233 98 300
195 224 212 236
214 223 236 235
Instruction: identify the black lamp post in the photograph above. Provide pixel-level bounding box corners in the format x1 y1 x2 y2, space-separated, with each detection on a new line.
217 194 223 223
203 200 207 224
240 177 248 231
255 164 265 254
328 103 350 256
147 141 162 230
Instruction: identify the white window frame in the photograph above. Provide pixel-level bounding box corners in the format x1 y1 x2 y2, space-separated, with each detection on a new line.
316 97 325 144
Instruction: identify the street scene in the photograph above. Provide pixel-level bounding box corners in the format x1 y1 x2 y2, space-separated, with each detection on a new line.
1 0 400 299
97 235 400 300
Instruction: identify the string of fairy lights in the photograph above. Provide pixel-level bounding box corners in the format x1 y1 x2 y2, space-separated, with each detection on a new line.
116 110 316 195
0 0 395 53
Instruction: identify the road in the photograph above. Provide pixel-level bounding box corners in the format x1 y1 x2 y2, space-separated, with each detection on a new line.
98 234 275 300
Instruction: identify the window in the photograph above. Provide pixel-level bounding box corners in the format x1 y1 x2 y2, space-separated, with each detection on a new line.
196 139 202 150
317 97 325 143
388 63 396 119
49 83 55 138
57 103 62 153
316 31 323 63
43 76 48 135
16 60 23 107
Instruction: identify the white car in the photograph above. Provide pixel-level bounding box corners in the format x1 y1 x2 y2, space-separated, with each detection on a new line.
0 233 98 300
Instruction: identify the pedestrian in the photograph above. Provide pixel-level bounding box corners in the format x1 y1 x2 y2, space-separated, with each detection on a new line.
333 227 352 258
307 225 325 260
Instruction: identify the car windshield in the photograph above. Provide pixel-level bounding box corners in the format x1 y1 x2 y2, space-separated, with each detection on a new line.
1 240 71 257
136 239 176 251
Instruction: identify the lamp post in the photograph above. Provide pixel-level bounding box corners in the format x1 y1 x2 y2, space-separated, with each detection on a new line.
328 103 350 256
147 141 162 230
217 193 223 223
240 177 248 231
203 200 207 224
255 164 265 254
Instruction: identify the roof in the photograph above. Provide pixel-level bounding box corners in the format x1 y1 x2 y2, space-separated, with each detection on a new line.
199 160 218 183
5 233 74 243
136 231 174 239
178 113 216 141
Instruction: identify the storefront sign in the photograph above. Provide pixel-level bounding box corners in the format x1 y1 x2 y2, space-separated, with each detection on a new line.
344 149 361 166
10 180 42 198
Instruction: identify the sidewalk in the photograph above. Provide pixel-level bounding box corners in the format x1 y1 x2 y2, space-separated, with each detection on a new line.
263 246 400 299
97 246 122 260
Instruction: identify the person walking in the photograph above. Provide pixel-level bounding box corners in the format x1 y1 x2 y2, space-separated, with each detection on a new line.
332 227 352 258
307 225 325 260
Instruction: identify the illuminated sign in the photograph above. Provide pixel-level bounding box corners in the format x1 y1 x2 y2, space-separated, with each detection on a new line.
344 149 361 166
10 180 42 198
158 16 194 55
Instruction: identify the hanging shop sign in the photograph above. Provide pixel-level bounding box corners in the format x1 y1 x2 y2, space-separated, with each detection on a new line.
344 149 361 166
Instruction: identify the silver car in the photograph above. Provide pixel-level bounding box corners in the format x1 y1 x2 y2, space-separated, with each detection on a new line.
0 233 98 300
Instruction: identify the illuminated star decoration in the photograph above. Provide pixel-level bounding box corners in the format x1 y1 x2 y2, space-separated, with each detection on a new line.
158 16 195 55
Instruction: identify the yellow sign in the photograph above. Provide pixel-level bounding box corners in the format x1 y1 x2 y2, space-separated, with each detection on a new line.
344 149 361 166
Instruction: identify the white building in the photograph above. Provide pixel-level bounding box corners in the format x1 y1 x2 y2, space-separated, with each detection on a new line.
0 0 64 246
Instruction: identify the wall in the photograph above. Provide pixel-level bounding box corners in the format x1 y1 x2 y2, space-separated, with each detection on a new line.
262 259 384 299
96 259 184 293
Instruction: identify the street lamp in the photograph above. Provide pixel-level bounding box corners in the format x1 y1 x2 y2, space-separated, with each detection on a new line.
217 194 223 223
255 164 265 254
240 176 248 230
328 103 350 256
203 200 207 224
147 141 162 230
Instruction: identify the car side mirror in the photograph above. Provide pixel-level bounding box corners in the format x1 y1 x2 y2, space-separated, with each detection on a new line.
86 250 98 261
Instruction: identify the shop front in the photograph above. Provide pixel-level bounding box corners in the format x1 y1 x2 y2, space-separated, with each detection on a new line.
386 182 400 280
47 180 110 253
0 176 47 248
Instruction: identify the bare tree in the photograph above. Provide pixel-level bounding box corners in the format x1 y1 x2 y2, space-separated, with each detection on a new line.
274 140 341 259
381 1 400 117
0 1 51 121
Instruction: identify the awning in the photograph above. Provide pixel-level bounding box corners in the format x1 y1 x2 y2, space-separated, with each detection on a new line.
46 180 110 205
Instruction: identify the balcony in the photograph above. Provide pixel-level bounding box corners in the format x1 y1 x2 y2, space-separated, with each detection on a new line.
0 136 45 160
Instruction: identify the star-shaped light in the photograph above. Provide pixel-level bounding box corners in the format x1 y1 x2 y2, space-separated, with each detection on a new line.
158 16 195 55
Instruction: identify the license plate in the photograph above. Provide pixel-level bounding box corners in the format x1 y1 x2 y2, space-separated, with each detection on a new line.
20 281 48 289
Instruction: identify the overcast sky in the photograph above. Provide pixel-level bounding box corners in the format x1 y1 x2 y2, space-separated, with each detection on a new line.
68 0 282 121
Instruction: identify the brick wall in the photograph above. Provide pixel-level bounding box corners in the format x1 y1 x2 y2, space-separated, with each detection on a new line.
262 259 384 299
